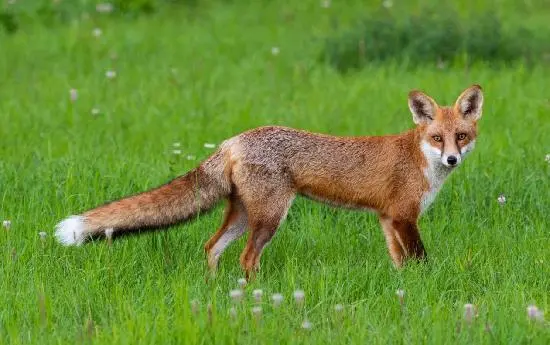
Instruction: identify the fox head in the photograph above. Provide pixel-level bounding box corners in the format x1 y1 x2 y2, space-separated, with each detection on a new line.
408 85 484 168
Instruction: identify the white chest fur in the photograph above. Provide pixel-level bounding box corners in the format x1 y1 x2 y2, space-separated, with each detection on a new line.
419 141 452 213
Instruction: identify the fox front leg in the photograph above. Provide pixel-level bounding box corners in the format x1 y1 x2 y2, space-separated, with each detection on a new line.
379 215 426 267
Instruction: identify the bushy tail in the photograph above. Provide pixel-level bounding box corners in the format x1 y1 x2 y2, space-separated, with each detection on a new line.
55 151 232 245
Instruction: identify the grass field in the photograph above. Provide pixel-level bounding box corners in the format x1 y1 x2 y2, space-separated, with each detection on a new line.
1 1 549 344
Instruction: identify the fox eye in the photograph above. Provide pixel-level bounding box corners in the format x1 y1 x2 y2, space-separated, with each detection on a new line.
457 133 467 140
432 135 442 142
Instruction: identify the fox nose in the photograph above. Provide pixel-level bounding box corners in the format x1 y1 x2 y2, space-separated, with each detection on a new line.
447 155 458 166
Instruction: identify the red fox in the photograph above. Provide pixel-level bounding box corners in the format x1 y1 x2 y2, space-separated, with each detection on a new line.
56 85 483 278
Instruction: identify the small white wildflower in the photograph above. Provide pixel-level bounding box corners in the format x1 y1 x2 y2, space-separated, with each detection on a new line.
39 231 47 241
2 220 11 229
229 306 237 319
203 143 216 149
334 303 344 312
252 289 263 303
301 319 313 330
321 0 330 8
92 28 102 38
105 228 114 239
96 3 113 13
172 149 182 155
251 306 262 319
545 154 550 163
293 290 305 305
396 289 405 300
271 47 280 56
382 0 393 9
229 289 243 303
105 70 117 79
186 155 196 160
237 278 247 288
91 108 100 115
69 88 78 102
463 303 477 323
527 305 544 322
172 142 181 148
272 293 283 307
497 194 506 205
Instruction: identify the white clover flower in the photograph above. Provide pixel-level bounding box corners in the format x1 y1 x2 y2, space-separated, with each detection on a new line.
91 108 100 116
172 149 182 155
106 70 117 79
203 143 216 149
237 278 247 288
105 229 114 246
463 303 477 323
172 142 181 148
252 289 263 303
497 194 506 205
334 303 344 312
2 220 11 229
271 293 283 307
396 289 405 299
271 47 280 56
229 306 237 319
92 28 102 38
527 305 544 322
301 319 313 330
39 231 47 241
105 228 114 240
186 155 196 161
545 154 550 163
293 290 305 305
96 3 113 13
69 89 78 102
229 289 243 303
251 306 262 319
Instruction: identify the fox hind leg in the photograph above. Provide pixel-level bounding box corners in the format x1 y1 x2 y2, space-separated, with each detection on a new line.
239 192 295 280
204 196 248 273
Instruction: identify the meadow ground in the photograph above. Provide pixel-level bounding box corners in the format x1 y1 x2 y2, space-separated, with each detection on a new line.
1 1 549 344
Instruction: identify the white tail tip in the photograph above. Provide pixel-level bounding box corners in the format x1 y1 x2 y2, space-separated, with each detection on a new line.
55 215 88 246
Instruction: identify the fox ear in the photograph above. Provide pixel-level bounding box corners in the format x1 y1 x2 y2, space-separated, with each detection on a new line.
455 85 483 121
408 90 438 125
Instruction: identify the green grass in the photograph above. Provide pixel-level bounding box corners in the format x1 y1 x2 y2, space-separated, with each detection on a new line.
1 1 549 344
